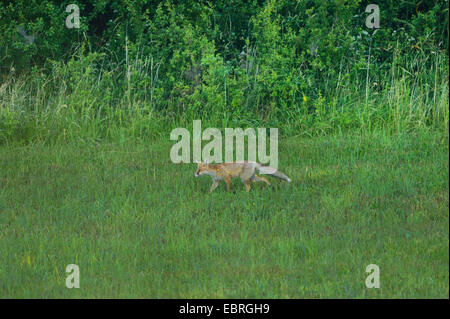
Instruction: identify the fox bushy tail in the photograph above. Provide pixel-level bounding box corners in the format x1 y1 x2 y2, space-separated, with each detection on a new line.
257 164 292 182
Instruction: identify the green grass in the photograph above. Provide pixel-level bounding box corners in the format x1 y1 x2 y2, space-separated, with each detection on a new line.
0 129 448 298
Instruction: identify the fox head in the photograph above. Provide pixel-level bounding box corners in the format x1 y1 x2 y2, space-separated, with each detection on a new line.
194 159 208 177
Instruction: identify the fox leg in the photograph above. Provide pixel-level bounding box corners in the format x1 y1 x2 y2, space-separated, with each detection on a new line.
209 180 220 193
224 175 231 191
252 174 271 186
245 180 251 192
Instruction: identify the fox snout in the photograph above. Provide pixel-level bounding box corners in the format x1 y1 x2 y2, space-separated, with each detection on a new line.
194 163 204 177
194 161 207 177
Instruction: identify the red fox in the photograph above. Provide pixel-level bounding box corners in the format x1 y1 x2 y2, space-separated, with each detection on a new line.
194 160 291 192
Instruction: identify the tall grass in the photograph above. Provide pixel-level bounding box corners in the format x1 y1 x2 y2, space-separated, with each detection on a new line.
0 42 448 145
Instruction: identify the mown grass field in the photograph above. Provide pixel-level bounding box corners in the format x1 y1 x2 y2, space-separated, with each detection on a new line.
0 129 448 298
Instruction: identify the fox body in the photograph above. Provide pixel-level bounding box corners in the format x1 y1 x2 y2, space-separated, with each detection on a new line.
194 160 291 193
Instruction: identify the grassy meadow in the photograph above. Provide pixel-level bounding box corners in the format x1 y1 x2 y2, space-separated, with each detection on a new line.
0 129 448 298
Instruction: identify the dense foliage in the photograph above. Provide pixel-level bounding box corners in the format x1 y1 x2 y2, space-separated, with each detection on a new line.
0 0 448 143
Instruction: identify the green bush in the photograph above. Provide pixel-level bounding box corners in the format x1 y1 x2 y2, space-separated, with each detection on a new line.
0 0 448 144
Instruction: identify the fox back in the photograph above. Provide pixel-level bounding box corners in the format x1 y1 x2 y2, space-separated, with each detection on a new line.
194 161 256 179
